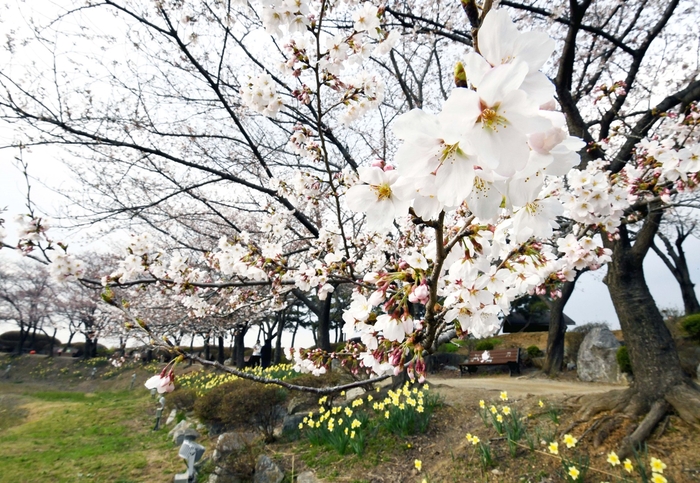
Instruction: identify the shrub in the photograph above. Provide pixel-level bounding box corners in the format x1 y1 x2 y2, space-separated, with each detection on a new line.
475 340 495 351
616 346 632 374
681 314 700 341
437 342 460 353
166 387 197 412
526 345 543 358
195 379 287 442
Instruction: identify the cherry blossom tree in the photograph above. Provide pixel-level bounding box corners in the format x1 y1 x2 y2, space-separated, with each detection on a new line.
2 0 700 453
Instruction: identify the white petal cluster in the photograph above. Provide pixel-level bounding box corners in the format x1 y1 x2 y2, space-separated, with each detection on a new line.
347 10 581 232
340 72 385 125
49 253 85 282
261 0 311 37
240 73 284 118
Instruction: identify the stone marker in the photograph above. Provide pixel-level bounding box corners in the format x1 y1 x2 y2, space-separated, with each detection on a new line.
173 439 205 483
577 327 622 384
130 373 137 390
4 364 11 379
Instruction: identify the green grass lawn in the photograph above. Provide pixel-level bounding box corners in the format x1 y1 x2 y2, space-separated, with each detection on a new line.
0 385 181 483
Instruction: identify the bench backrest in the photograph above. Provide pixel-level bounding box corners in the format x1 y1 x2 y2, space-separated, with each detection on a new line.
466 348 520 364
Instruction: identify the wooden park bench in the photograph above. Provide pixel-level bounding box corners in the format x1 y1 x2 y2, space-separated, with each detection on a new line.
459 348 521 377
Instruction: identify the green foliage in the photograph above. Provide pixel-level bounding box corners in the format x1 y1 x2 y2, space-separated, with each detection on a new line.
526 345 543 358
475 340 495 351
681 313 700 341
166 387 198 412
194 379 287 442
436 342 459 353
0 388 177 482
616 345 633 374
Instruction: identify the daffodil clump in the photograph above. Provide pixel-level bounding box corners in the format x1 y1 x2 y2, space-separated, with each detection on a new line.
543 433 589 482
605 448 670 483
373 382 440 437
177 364 295 396
300 394 370 455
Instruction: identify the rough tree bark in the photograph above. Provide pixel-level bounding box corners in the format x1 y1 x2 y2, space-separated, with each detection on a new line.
217 335 225 364
543 279 577 375
233 327 247 368
580 211 700 455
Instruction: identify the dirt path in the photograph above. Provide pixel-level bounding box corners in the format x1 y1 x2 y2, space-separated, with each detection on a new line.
426 373 626 405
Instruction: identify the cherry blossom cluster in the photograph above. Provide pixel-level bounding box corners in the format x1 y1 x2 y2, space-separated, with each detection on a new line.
48 253 85 282
346 10 581 232
559 161 629 232
239 73 285 118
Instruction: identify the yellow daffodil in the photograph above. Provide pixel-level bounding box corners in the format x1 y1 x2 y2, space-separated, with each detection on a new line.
568 466 579 480
623 459 634 473
500 391 508 401
490 405 497 414
607 451 620 466
548 441 559 455
298 422 304 429
414 459 422 471
350 430 355 439
367 395 373 401
471 435 480 445
502 406 511 415
538 400 544 407
496 414 504 423
650 457 666 474
479 400 485 408
651 474 667 483
384 410 390 419
563 434 577 448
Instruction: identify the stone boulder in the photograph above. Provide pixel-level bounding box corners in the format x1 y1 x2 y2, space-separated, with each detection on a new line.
577 327 622 383
212 431 259 463
296 471 319 483
254 455 284 483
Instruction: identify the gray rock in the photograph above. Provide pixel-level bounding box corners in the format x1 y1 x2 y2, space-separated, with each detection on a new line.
165 409 177 426
208 467 243 483
168 420 191 438
287 396 305 415
296 471 319 483
577 327 622 383
174 428 200 445
281 413 306 436
212 431 259 462
254 455 284 483
345 387 364 401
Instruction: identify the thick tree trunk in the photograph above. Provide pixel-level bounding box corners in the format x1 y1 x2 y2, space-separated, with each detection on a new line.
543 279 577 375
274 313 285 364
234 328 247 368
217 335 225 364
604 221 686 411
317 294 333 352
16 326 28 355
678 270 700 315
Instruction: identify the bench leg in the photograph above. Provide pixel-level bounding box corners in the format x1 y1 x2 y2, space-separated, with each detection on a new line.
507 362 520 377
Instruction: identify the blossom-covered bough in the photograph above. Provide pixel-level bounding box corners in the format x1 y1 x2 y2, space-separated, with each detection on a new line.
2 0 700 454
